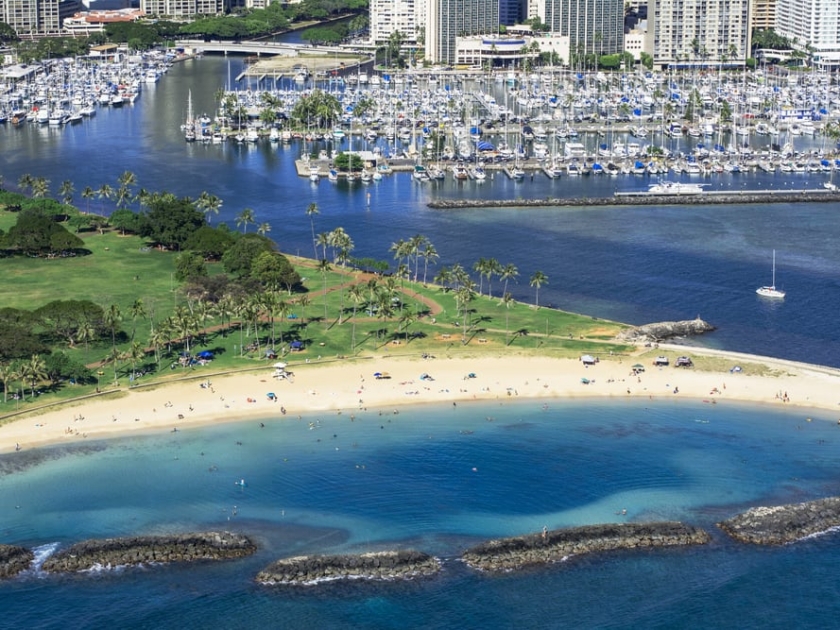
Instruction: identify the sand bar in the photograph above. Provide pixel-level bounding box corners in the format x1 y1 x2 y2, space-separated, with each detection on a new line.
3 345 840 454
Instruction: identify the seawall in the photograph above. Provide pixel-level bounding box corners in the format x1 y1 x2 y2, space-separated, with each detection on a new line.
428 190 840 209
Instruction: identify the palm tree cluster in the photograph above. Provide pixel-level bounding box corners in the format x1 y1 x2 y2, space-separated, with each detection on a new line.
290 89 341 130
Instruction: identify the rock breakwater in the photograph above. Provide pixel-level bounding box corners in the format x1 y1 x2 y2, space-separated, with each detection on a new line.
718 497 840 544
427 190 840 210
257 550 441 585
462 522 711 572
41 531 256 573
616 317 716 342
0 544 34 579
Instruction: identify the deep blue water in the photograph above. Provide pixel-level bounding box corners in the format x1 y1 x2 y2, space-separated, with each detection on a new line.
2 56 839 368
3 400 840 629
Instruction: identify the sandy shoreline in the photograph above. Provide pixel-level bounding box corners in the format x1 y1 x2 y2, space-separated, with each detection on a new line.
3 346 840 454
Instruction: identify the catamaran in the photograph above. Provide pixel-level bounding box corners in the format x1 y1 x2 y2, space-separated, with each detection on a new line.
756 250 785 299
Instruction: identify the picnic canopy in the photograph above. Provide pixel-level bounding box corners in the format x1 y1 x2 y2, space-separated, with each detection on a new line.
273 362 287 370
632 363 645 371
581 355 597 365
197 350 214 359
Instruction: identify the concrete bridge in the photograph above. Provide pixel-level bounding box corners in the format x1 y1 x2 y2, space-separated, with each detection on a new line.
176 39 349 58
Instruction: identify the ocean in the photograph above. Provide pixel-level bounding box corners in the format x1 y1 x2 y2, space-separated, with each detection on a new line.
3 399 840 629
3 52 840 628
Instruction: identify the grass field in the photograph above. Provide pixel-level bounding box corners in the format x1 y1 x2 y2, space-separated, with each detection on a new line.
0 209 635 415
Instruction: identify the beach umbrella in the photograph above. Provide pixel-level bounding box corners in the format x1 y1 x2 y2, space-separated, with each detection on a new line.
632 364 645 371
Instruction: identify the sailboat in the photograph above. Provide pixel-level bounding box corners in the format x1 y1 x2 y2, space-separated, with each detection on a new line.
184 89 196 142
756 250 785 299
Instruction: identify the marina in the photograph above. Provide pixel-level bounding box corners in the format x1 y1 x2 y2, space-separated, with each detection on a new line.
6 44 840 630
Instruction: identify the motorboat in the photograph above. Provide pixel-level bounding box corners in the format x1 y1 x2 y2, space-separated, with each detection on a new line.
647 181 705 195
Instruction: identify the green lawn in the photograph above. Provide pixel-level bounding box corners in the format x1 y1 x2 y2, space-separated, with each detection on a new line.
1 211 636 417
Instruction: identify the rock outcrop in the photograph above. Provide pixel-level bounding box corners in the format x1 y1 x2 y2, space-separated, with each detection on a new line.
0 544 34 579
616 317 715 342
462 522 711 572
256 550 440 585
718 497 840 544
41 531 256 573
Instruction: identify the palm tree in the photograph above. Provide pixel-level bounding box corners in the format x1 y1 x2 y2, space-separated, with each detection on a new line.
257 222 272 237
0 363 18 404
17 173 34 194
129 299 146 341
485 258 502 298
499 292 515 345
103 346 122 385
196 191 223 224
103 304 122 358
318 258 331 328
172 306 198 355
235 207 256 233
529 271 548 308
347 284 365 349
215 295 236 337
149 328 169 364
21 354 47 399
59 179 75 205
81 186 95 214
75 318 97 352
97 183 113 203
123 341 146 384
316 232 330 260
455 281 476 344
421 242 439 285
31 177 50 198
305 203 320 259
500 263 519 297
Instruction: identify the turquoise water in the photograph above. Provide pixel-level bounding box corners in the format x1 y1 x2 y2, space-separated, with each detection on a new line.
3 399 840 628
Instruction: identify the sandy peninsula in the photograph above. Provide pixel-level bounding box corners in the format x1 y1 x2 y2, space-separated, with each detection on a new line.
2 344 840 454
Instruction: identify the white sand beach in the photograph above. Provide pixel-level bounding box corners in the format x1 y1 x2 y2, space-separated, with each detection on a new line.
3 346 840 454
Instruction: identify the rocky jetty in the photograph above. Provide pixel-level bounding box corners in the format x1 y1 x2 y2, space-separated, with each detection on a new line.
616 317 715 342
462 522 711 572
0 544 34 579
718 497 840 544
256 550 440 585
427 190 840 210
41 531 256 573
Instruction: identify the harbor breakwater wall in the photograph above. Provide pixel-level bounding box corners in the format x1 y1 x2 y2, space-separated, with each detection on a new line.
428 190 840 210
461 522 711 572
39 532 256 573
256 550 441 585
718 497 840 544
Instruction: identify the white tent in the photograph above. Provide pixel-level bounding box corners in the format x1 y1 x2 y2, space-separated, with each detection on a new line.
581 355 597 365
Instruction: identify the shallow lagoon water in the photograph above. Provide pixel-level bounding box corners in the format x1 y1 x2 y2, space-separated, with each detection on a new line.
3 399 840 628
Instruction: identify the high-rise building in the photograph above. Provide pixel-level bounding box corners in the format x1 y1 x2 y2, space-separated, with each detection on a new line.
0 0 61 35
425 0 500 64
140 0 221 17
529 0 624 56
751 0 777 31
645 0 750 68
776 0 840 68
370 0 426 45
498 0 522 25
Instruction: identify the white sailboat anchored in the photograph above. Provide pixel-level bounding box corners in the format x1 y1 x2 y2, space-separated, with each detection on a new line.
756 250 785 299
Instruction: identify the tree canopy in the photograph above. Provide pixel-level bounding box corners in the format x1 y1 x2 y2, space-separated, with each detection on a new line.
139 194 205 250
